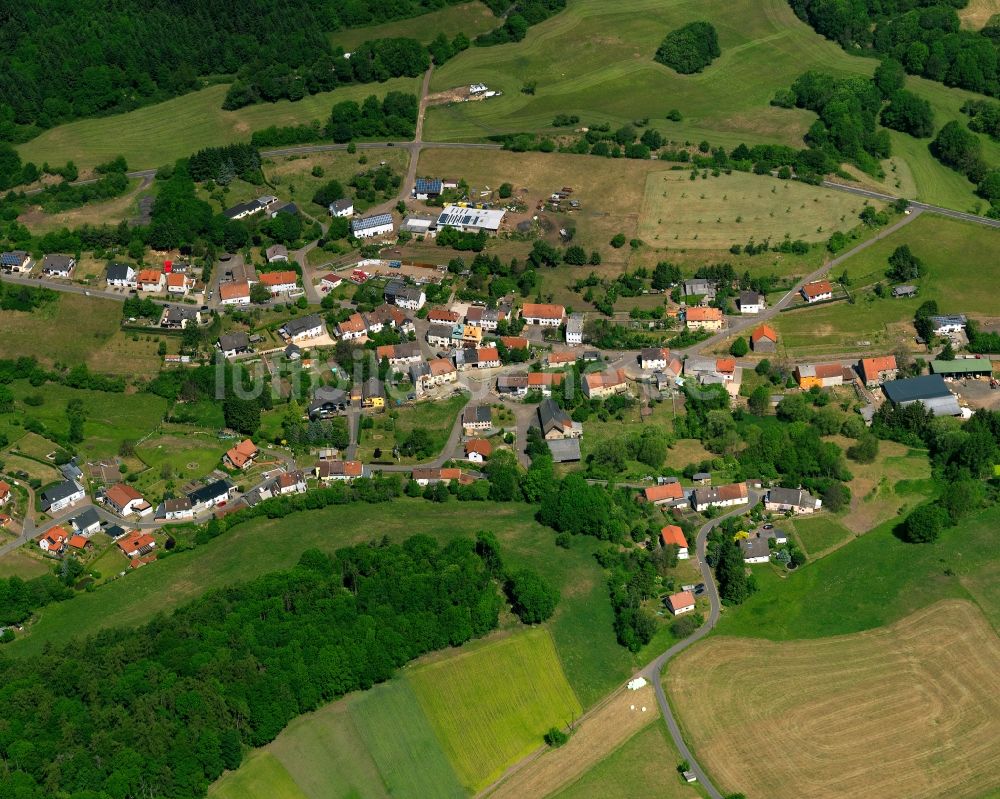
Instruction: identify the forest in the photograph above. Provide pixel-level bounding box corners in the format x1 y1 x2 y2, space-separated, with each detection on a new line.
789 0 999 97
0 536 518 798
0 0 468 133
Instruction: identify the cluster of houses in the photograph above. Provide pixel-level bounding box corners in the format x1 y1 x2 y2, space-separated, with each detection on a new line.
106 260 197 296
347 187 507 243
642 480 820 517
224 194 297 221
0 252 76 278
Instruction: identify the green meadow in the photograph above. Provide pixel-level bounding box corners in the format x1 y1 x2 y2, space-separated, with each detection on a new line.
329 1 497 51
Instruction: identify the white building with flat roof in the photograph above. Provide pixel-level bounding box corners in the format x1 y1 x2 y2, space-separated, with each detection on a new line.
437 205 505 234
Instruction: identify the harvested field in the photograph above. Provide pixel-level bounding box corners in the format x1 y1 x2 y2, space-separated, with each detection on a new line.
487 684 657 799
667 600 1000 799
959 0 1000 28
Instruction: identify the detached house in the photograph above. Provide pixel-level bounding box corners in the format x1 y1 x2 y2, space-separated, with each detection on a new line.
337 313 368 340
800 280 833 303
309 386 349 419
685 306 724 331
859 355 898 387
219 280 251 306
666 590 696 616
463 405 492 434
224 439 259 470
413 358 457 394
106 262 137 288
266 244 289 263
0 481 10 506
138 269 164 292
464 439 493 463
738 291 765 314
117 531 156 559
166 272 194 295
69 507 102 536
38 526 69 554
661 524 689 559
639 348 670 371
161 497 194 520
281 314 325 342
41 480 86 513
261 271 299 295
566 313 584 345
765 487 821 515
218 332 251 359
537 398 582 440
411 467 473 486
1 250 32 273
583 369 628 400
521 303 565 327
329 198 354 217
497 373 529 397
692 482 749 512
315 460 364 482
105 483 151 517
395 286 426 311
41 254 75 277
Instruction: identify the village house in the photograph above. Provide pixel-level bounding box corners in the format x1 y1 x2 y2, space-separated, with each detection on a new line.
500 335 529 351
224 439 259 470
266 244 289 263
929 315 967 335
537 398 582 439
351 213 395 239
528 371 564 397
40 480 86 514
463 405 492 434
105 262 137 288
464 439 493 463
800 280 833 303
795 362 846 389
165 272 194 295
366 303 410 334
118 531 156 559
683 279 716 301
473 346 501 369
38 526 68 554
377 341 422 369
187 479 234 513
643 483 686 507
859 355 898 387
224 200 264 220
413 177 443 200
480 307 500 331
738 291 765 314
217 332 251 359
68 534 90 552
428 308 461 325
426 323 455 349
565 313 584 345
685 306 724 331
338 312 368 340
69 507 102 536
0 481 10 506
639 347 670 371
458 324 483 347
661 524 689 559
281 314 325 342
692 482 749 512
750 323 778 353
413 358 458 394
411 467 472 486
219 280 251 306
161 497 194 520
666 590 696 616
765 487 822 515
362 378 384 409
329 198 354 218
497 373 529 397
260 270 299 295
583 369 629 400
161 305 200 329
275 470 308 495
315 460 364 482
521 303 565 327
138 269 164 292
1 250 32 273
320 274 343 291
395 285 426 311
309 386 349 419
104 483 152 517
546 351 578 369
892 285 918 298
41 254 75 277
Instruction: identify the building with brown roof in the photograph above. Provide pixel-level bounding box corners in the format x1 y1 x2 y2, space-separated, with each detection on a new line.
583 369 629 400
685 306 724 331
859 355 898 387
104 483 150 516
666 590 696 615
138 269 164 292
315 460 364 481
801 280 833 303
428 309 461 324
521 303 565 326
500 336 529 351
464 439 493 463
795 362 845 389
219 280 251 306
259 270 298 294
337 312 367 340
527 371 564 397
117 532 156 559
642 483 685 507
224 439 259 470
692 482 749 512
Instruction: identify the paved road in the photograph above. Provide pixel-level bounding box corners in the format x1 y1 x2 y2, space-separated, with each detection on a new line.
639 494 762 799
821 180 1000 229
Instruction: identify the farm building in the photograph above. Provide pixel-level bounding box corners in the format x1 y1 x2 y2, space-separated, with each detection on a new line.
462 405 492 434
882 374 962 417
795 362 846 389
537 398 582 439
437 205 505 234
522 303 565 326
401 215 437 237
892 285 918 298
351 213 395 239
642 483 685 507
582 369 628 400
546 438 582 463
692 482 748 512
639 347 670 371
800 280 833 303
497 373 529 397
750 323 778 353
684 279 716 300
413 178 443 200
661 525 689 559
930 359 994 378
858 355 898 387
765 487 821 514
929 315 967 335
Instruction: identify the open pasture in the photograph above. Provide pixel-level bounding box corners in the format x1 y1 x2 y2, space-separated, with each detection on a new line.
329 1 497 50
17 79 421 171
0 294 121 368
667 600 1000 799
210 752 309 799
639 170 873 249
409 627 582 791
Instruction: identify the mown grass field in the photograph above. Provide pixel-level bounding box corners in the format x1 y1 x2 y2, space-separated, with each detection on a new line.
638 170 875 249
86 330 176 380
409 628 582 791
356 392 468 464
836 213 1000 317
0 294 121 368
424 0 999 210
555 721 708 799
791 515 853 558
668 600 1000 799
0 549 51 580
716 500 1000 639
329 1 497 50
133 431 228 498
211 752 309 799
17 79 421 171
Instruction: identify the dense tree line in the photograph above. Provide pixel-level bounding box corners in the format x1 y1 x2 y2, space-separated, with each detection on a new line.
0 0 467 131
654 22 721 74
188 144 262 184
964 98 1000 139
329 92 419 142
790 0 999 98
474 0 567 46
0 537 513 797
0 573 73 626
930 120 1000 213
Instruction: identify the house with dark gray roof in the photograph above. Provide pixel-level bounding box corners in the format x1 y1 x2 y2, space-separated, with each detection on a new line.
765 487 820 514
70 507 102 535
42 254 76 277
280 314 325 342
537 398 581 440
218 332 251 358
41 480 86 513
547 438 581 463
106 262 136 287
462 405 492 433
161 305 200 329
187 479 233 512
309 386 349 419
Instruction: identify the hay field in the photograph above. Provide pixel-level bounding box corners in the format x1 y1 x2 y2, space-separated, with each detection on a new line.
17 78 420 171
210 752 309 799
638 170 872 249
0 294 120 368
488 685 664 799
0 550 51 580
668 600 1000 799
408 627 583 792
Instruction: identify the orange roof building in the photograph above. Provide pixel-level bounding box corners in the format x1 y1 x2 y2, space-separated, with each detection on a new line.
660 525 689 558
715 357 737 375
521 303 565 323
0 480 10 503
750 323 778 345
801 280 833 302
219 280 251 303
137 268 162 286
643 483 684 505
428 309 461 323
500 336 529 350
225 439 259 470
117 532 156 558
464 439 493 459
686 307 723 322
859 355 898 386
547 351 577 366
67 534 89 550
666 590 696 615
260 270 298 288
